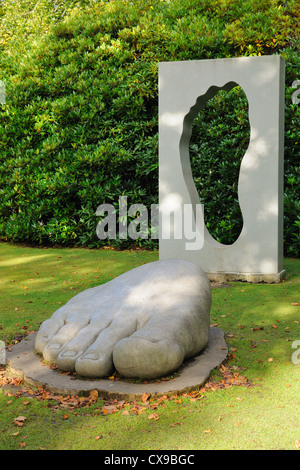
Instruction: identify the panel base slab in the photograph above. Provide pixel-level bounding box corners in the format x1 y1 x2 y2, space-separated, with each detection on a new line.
207 269 286 284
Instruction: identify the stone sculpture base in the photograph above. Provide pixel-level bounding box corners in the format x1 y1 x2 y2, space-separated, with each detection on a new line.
5 327 227 400
207 270 286 284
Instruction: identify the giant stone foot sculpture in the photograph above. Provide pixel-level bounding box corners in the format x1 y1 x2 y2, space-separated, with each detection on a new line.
35 259 211 379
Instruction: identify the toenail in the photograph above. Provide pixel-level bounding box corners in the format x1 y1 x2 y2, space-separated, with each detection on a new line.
81 353 99 360
48 342 61 350
62 350 77 357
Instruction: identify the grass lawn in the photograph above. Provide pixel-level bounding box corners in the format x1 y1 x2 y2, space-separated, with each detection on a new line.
0 242 299 450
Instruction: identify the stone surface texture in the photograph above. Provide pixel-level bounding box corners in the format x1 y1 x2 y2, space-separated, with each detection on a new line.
35 259 212 379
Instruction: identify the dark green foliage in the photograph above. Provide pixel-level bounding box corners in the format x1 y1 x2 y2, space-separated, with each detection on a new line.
190 86 250 245
0 0 299 254
281 48 300 257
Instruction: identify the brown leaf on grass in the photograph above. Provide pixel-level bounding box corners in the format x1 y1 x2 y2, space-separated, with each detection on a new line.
102 405 118 415
148 413 159 421
89 389 98 401
295 440 300 448
150 402 159 409
142 393 150 402
131 404 145 415
203 429 212 433
13 416 27 426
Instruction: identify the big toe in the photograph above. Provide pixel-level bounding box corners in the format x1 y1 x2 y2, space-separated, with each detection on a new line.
113 335 184 379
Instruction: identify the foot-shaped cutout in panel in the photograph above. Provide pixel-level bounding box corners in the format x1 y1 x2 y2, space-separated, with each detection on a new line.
189 85 250 245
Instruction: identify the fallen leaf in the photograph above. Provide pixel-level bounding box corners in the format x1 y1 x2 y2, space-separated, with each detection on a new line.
19 442 26 448
295 440 300 448
150 402 159 409
102 405 118 414
268 358 274 362
291 303 299 306
95 435 103 440
11 431 20 436
63 414 69 420
142 393 150 402
203 429 212 433
13 416 27 426
89 389 98 401
148 413 159 421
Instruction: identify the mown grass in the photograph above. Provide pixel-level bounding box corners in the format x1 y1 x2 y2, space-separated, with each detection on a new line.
0 242 299 450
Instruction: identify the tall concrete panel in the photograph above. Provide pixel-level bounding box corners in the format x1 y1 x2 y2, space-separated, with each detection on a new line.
159 56 285 283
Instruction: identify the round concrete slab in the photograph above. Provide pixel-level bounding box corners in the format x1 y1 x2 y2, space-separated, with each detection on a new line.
5 327 228 400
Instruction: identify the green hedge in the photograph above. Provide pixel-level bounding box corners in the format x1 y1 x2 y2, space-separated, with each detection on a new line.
0 0 299 256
